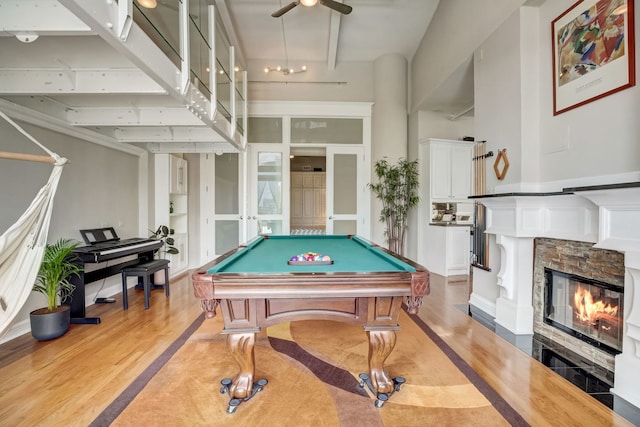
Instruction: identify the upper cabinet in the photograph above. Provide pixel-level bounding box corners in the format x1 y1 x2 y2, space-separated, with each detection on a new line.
428 139 473 201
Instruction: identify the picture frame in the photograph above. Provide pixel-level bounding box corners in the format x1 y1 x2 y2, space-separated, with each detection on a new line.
552 0 635 115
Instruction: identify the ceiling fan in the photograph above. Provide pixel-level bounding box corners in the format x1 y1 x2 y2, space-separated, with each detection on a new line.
272 0 352 18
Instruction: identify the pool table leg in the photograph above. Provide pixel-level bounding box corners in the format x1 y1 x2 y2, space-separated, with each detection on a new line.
367 329 397 394
227 332 256 399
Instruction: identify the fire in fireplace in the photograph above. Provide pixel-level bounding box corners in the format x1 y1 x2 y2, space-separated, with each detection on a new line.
544 268 623 355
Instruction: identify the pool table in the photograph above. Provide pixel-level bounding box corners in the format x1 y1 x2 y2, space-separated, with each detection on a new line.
192 234 430 408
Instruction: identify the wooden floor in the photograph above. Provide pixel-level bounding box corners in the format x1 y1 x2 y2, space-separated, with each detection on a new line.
0 271 634 426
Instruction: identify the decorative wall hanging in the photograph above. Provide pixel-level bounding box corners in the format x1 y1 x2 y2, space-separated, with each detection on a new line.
552 0 636 115
493 149 509 180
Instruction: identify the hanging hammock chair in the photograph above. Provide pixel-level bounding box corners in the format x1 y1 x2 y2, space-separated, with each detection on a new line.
0 111 68 338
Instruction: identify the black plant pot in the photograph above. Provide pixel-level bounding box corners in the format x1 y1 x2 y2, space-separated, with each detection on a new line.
30 305 71 341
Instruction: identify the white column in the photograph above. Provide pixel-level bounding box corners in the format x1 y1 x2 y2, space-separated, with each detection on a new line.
611 250 640 409
494 234 534 334
371 53 407 245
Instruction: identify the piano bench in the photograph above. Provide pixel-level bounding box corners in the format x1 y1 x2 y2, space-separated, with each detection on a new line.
121 259 170 310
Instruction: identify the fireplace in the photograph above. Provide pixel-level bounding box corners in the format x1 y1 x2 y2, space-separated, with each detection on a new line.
474 183 640 414
544 268 623 355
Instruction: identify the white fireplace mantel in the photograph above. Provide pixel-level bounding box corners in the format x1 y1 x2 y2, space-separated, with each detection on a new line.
474 182 640 410
479 192 599 241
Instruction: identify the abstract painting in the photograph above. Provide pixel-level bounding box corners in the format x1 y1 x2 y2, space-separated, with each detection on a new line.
552 0 635 115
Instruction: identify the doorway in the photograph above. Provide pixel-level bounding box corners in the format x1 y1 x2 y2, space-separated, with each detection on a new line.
289 151 326 235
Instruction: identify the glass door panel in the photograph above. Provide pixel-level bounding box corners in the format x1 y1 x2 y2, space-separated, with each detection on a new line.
325 146 367 237
247 144 289 240
213 153 242 255
333 154 357 215
333 220 357 235
215 220 239 255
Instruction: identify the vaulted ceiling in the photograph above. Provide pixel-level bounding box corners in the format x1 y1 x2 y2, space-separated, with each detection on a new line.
0 0 472 153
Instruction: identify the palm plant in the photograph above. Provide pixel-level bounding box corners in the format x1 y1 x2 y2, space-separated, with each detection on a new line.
369 158 419 256
33 238 82 311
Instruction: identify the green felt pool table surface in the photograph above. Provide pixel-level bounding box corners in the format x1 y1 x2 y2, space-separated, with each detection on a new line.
206 235 416 274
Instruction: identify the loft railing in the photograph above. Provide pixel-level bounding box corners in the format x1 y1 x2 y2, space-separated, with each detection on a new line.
131 0 246 142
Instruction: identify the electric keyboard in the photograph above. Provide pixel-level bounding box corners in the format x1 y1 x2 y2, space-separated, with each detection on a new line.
65 227 164 324
73 238 162 263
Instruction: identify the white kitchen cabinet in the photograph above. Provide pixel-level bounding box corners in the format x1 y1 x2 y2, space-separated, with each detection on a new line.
420 225 471 277
446 226 471 274
429 140 473 201
416 138 474 277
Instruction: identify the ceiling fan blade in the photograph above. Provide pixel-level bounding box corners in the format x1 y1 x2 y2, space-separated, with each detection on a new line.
320 0 352 15
272 2 298 18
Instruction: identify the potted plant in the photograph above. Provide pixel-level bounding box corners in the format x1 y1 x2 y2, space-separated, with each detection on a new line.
369 158 419 256
30 238 82 340
149 225 179 259
149 225 179 285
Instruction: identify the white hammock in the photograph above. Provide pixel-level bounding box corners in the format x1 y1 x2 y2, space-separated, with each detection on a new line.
0 111 68 338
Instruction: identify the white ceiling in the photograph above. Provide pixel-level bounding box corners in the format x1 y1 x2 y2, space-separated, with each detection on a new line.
223 0 440 64
0 0 473 153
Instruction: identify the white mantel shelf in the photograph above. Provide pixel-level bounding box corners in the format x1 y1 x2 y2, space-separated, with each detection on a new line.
472 182 640 410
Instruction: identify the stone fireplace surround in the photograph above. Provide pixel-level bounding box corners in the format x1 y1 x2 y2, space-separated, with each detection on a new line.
533 238 625 372
472 182 640 415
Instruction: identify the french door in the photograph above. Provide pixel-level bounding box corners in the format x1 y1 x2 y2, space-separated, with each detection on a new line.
210 152 244 257
325 146 369 237
246 143 289 240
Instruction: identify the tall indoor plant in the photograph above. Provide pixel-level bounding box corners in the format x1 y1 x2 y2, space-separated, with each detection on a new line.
369 158 419 256
30 238 82 340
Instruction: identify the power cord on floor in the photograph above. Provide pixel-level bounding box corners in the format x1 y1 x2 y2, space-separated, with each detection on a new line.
93 261 116 304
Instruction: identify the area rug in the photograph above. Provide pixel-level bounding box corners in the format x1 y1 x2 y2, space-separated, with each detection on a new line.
91 309 529 426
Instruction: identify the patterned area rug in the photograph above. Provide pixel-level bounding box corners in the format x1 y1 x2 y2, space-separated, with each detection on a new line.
92 309 528 426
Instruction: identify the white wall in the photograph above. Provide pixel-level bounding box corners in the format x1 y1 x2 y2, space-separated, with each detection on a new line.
411 0 528 113
474 8 523 193
0 119 139 342
537 1 640 188
246 60 374 102
416 110 474 142
470 1 640 312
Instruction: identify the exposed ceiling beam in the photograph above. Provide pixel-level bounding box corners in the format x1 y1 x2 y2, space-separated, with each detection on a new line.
0 97 145 156
145 141 237 154
66 107 201 127
0 0 94 37
113 126 227 143
326 7 342 70
0 69 166 94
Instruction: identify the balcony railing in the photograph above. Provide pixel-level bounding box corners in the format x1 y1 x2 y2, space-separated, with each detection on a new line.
131 0 246 144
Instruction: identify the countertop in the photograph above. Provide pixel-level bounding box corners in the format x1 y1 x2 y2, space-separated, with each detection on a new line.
429 221 473 227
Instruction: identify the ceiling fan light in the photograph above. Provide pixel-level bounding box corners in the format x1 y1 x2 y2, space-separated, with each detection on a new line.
300 0 318 7
136 0 158 9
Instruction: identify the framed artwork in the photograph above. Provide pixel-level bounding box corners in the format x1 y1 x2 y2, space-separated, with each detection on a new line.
552 0 635 115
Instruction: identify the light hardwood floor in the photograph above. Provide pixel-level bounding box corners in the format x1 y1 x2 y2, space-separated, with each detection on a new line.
0 271 635 426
